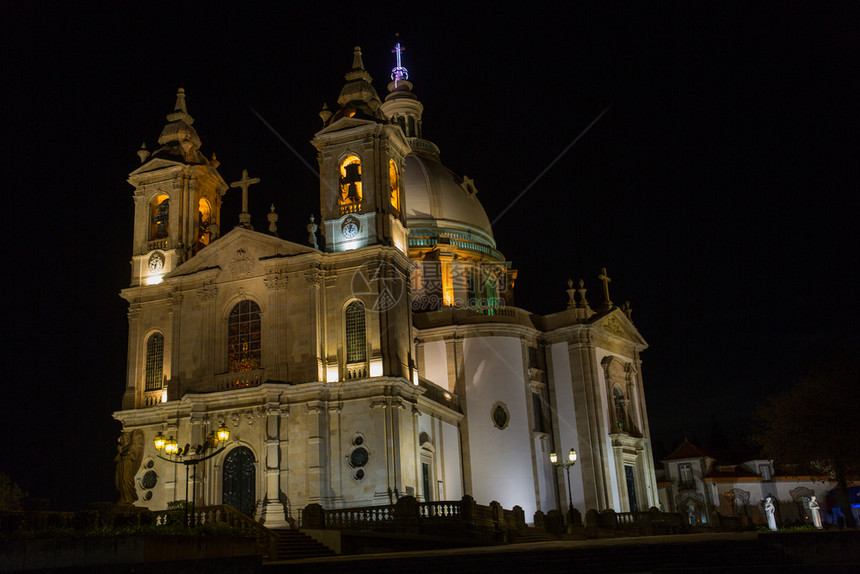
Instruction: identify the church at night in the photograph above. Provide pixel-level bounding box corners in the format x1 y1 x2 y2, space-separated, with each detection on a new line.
112 45 658 527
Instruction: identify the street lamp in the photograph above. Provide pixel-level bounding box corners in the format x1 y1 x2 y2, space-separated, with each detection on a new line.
550 447 578 524
153 424 231 525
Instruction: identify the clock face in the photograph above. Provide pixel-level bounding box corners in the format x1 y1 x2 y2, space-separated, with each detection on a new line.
148 252 165 273
342 219 359 239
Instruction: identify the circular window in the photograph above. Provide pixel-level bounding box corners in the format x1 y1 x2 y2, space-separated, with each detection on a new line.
492 402 510 430
349 446 369 468
353 434 364 446
354 469 365 481
141 470 158 490
145 459 154 469
143 491 153 501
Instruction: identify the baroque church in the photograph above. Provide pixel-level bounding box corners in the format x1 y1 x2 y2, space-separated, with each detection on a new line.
113 45 659 527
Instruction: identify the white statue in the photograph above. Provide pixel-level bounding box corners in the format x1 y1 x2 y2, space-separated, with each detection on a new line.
809 496 822 529
764 496 777 531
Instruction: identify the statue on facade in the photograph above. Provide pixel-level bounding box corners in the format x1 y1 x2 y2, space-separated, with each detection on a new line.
809 495 823 529
764 496 777 531
115 430 143 505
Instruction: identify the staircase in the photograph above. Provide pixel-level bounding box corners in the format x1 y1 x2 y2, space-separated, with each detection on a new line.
509 527 562 544
271 529 337 560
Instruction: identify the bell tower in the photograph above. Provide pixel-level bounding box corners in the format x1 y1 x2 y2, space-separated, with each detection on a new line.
312 47 411 253
128 89 228 286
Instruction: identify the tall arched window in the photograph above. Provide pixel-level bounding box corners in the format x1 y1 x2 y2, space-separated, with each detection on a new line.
228 300 261 372
613 386 628 432
150 194 170 240
144 332 164 391
339 155 362 208
196 197 212 251
389 159 400 211
345 301 367 364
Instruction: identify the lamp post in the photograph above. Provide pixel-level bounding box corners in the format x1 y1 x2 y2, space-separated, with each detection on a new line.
154 424 230 526
550 447 578 525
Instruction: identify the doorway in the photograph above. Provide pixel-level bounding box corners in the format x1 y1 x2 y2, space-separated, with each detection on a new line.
222 446 256 516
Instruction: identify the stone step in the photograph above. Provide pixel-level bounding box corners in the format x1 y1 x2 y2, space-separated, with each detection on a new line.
270 529 336 561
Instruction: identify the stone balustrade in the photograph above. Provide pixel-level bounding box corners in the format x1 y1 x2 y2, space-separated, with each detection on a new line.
302 496 525 543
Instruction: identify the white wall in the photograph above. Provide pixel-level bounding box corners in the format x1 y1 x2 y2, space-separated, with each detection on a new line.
441 419 463 500
550 342 586 511
423 340 450 391
464 336 535 517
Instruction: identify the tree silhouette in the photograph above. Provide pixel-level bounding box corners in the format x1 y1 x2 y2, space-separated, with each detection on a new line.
751 358 859 527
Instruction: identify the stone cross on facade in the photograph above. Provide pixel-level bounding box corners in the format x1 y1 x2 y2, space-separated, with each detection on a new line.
598 267 613 309
231 169 260 229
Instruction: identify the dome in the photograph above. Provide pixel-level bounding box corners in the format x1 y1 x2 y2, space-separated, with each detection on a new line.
403 146 496 249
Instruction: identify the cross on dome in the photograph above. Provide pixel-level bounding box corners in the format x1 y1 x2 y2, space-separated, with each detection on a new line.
391 37 408 85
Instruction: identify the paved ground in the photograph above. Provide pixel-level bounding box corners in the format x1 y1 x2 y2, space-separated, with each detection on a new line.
264 530 860 573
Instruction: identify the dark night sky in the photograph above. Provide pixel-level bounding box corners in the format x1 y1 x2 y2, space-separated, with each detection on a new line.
2 3 857 509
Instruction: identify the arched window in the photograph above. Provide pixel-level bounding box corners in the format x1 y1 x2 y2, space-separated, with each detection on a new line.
197 197 212 250
613 386 628 432
345 301 366 364
228 300 261 372
339 155 362 207
389 159 400 211
150 194 170 239
144 332 164 391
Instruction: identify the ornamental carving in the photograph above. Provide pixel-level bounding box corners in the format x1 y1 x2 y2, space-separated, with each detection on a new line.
264 270 288 290
197 282 218 301
230 248 254 279
602 315 624 336
166 290 183 312
304 268 323 286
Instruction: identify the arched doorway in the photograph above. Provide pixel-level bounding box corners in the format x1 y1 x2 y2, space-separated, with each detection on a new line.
222 446 256 516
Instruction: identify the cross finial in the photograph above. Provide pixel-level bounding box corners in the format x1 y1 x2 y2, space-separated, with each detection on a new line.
598 267 613 309
391 35 408 86
267 204 278 237
230 169 260 230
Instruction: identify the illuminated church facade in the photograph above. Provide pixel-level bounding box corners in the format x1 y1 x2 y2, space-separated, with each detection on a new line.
113 45 658 527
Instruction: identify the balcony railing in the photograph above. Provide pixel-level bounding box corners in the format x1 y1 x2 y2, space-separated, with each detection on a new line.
678 480 697 491
142 389 163 407
344 363 367 380
147 238 167 251
215 370 264 390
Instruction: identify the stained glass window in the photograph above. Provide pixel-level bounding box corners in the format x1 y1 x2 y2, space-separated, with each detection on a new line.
345 301 366 364
144 332 164 391
228 300 261 373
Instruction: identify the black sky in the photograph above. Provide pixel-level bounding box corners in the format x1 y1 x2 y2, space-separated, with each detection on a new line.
2 3 857 509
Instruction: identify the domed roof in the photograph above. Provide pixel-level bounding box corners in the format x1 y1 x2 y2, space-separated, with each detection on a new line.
404 147 496 248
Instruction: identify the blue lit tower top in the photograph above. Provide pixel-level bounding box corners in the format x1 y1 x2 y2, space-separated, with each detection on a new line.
391 41 408 86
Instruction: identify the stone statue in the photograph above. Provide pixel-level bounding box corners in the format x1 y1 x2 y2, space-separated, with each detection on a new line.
809 495 822 529
764 496 777 531
115 430 143 505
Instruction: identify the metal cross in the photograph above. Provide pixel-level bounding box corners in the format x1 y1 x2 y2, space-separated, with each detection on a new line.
598 267 613 309
391 40 408 84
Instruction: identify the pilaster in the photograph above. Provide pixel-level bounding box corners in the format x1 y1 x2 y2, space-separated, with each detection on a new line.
259 398 288 527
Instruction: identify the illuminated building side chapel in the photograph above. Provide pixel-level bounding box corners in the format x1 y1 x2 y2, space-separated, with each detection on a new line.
113 45 659 526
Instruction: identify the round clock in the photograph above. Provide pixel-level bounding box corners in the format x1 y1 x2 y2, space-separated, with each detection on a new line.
148 252 165 273
342 219 359 239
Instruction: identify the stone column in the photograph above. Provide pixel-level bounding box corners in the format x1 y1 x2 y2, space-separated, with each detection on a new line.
568 335 610 511
259 397 288 527
306 400 326 505
123 304 141 409
264 271 288 381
